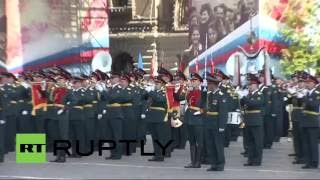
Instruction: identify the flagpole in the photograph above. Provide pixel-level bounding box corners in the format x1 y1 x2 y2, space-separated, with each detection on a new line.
203 33 208 92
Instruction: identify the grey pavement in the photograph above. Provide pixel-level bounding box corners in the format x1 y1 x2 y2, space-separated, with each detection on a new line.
0 136 319 179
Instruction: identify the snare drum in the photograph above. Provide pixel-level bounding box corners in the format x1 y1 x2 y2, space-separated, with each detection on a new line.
227 112 241 125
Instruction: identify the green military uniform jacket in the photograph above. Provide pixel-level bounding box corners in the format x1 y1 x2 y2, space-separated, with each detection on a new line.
301 89 320 127
65 88 86 121
203 89 228 130
102 84 125 120
241 90 265 126
146 89 167 123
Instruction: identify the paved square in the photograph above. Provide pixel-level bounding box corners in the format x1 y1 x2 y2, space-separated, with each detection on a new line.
0 137 319 179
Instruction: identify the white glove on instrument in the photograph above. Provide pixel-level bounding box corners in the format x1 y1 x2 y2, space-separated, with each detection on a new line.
145 85 154 92
57 109 64 115
97 114 103 120
202 79 208 87
141 114 146 119
297 92 305 98
102 109 107 114
22 110 28 115
193 111 201 116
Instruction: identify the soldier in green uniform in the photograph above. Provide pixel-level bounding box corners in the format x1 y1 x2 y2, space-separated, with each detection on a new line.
82 73 101 152
0 74 5 162
257 70 274 149
287 72 307 164
1 72 19 152
216 70 233 148
131 69 148 148
171 71 188 150
183 73 204 168
65 77 86 158
145 76 170 162
300 74 319 169
119 73 136 155
240 75 265 166
48 74 70 163
202 72 228 171
102 72 124 160
274 77 286 142
16 74 34 133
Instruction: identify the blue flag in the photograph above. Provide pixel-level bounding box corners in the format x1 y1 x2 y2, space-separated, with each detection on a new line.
138 52 144 69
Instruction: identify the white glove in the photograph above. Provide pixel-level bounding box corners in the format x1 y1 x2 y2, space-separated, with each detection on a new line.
283 97 288 101
145 85 154 92
102 109 107 114
95 83 104 92
297 93 305 98
57 109 64 115
97 114 103 120
141 114 146 119
21 82 30 89
0 120 6 124
219 128 225 132
22 110 28 115
41 81 46 91
202 79 208 87
271 114 277 117
193 111 201 116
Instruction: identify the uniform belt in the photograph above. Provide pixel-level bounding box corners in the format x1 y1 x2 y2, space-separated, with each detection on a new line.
293 107 303 110
107 103 122 108
73 106 84 110
10 101 17 104
92 101 98 104
150 106 166 111
121 103 133 107
188 106 201 111
245 110 261 114
303 110 320 116
47 104 65 108
107 103 133 107
207 111 219 116
83 104 93 108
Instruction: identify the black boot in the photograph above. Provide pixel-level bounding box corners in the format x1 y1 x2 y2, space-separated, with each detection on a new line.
50 152 66 163
185 146 196 168
194 147 201 168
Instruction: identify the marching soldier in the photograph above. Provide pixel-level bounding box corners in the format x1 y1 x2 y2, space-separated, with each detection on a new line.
240 75 265 166
132 69 148 147
102 72 124 160
31 72 49 134
82 73 101 151
216 70 233 147
171 71 188 150
65 77 86 158
1 72 19 152
16 74 34 133
47 74 70 162
202 72 228 171
300 74 319 169
287 72 307 164
119 73 136 155
257 70 274 149
182 73 204 168
145 76 170 161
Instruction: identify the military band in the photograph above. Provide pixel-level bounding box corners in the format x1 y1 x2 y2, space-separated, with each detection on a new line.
0 65 319 170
